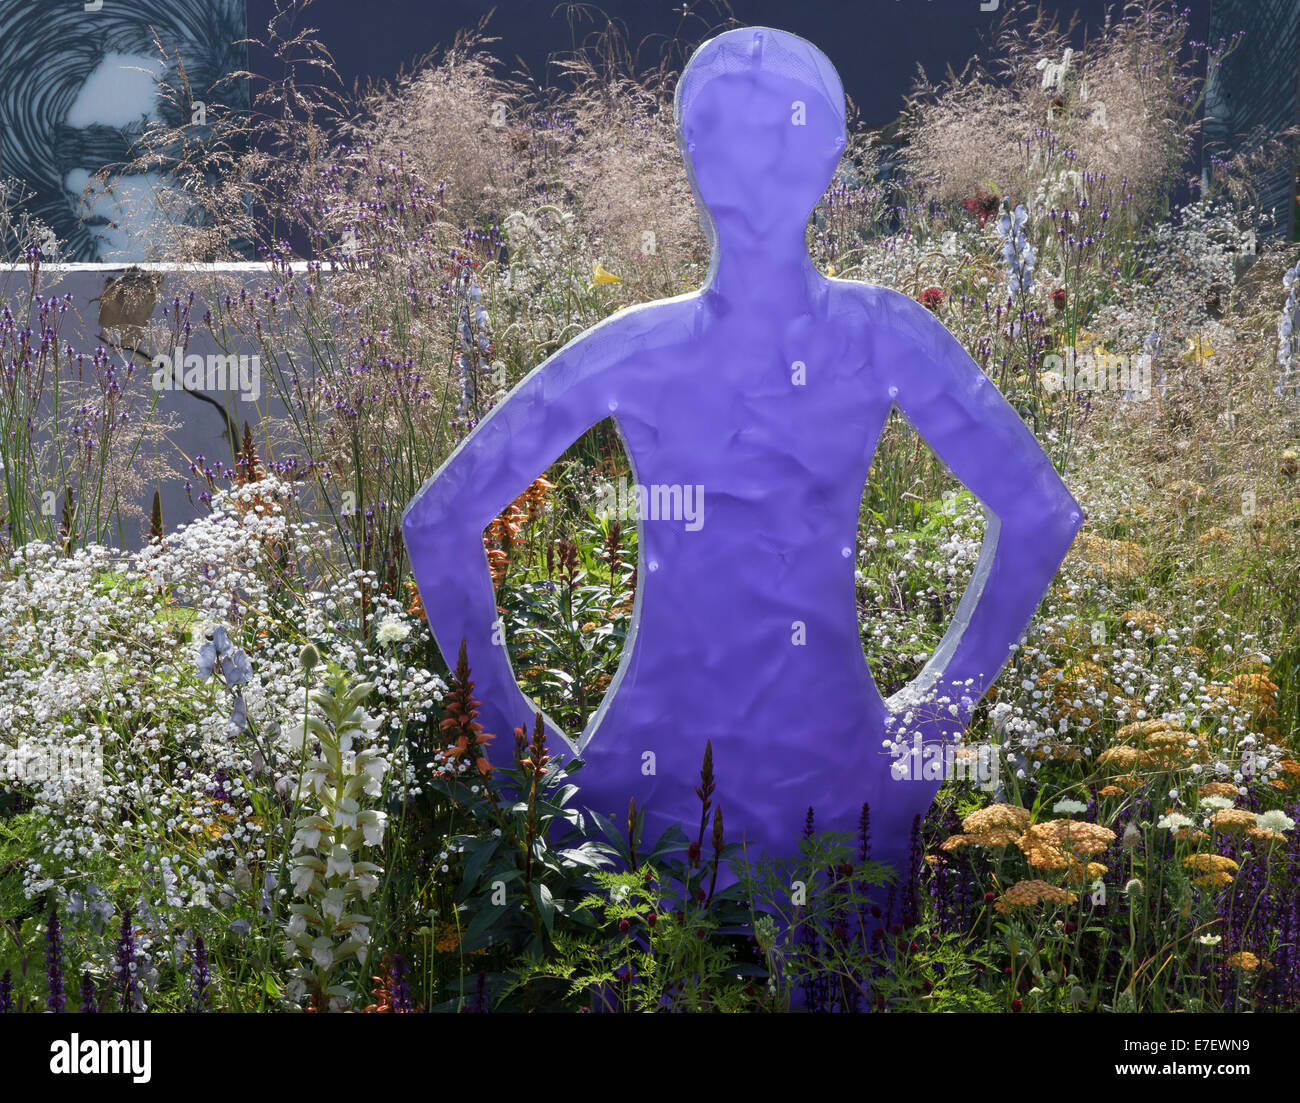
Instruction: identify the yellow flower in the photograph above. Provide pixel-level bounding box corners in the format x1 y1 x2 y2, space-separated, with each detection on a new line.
1225 951 1270 971
1209 808 1258 833
993 879 1078 913
590 260 621 286
1183 852 1239 888
1183 334 1215 362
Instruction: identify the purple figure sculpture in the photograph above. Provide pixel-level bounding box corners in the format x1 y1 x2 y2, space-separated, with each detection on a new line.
404 27 1082 879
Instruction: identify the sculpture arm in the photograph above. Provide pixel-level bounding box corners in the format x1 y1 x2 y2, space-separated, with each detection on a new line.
867 287 1083 737
403 313 642 751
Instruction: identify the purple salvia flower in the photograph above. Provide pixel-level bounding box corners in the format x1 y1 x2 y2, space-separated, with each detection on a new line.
390 952 412 1013
192 937 210 1011
80 972 98 1013
45 907 66 1013
116 908 138 1013
0 968 11 1013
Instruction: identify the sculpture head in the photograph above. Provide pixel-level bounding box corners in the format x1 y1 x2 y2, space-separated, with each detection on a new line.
675 27 847 245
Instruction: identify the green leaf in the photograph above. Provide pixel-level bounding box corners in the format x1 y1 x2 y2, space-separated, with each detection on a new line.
457 837 501 896
532 882 556 932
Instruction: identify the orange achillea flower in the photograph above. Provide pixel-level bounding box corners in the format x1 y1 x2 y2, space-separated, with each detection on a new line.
1225 951 1271 972
1209 808 1257 834
1183 852 1238 888
993 879 1078 913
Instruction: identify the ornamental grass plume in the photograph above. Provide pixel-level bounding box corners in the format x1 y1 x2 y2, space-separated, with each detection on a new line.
283 664 389 1012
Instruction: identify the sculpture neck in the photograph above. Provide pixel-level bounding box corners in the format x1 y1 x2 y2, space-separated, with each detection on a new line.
707 226 817 302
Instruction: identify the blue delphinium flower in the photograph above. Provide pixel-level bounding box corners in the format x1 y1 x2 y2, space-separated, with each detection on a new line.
227 694 249 736
997 200 1035 299
198 625 254 735
198 625 252 686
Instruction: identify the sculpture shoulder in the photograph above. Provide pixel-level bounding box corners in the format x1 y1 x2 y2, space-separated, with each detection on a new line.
823 279 923 326
580 291 702 345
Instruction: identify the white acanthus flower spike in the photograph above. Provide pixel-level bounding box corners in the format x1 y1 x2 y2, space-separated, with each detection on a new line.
358 809 388 847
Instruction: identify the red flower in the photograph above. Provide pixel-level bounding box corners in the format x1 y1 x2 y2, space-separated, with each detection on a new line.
1051 287 1067 310
919 287 944 312
963 190 1001 226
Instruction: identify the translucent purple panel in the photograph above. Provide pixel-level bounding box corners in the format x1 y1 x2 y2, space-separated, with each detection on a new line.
404 27 1082 877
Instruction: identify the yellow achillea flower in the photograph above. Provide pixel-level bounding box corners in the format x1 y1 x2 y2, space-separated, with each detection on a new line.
963 803 1032 834
1183 853 1239 888
1036 661 1120 726
1066 861 1108 883
1274 759 1300 789
1017 819 1115 875
1225 951 1270 971
1202 673 1279 723
1100 719 1206 770
1209 808 1258 833
1120 609 1164 635
1099 785 1127 798
1197 526 1234 545
590 260 621 286
993 879 1078 913
942 803 1031 851
1199 782 1240 800
1068 533 1147 580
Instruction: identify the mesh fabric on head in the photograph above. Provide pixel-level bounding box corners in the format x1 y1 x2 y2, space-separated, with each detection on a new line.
675 27 845 129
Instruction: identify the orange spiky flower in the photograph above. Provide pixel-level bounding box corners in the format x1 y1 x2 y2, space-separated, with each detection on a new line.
405 578 426 621
439 639 496 776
